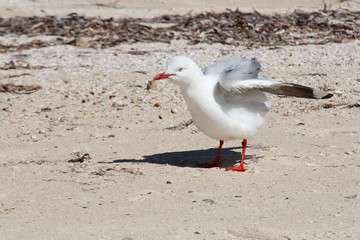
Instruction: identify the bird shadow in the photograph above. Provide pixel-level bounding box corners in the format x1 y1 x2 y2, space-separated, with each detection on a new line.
108 146 261 168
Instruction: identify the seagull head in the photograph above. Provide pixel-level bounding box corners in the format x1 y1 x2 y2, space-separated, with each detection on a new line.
153 56 203 89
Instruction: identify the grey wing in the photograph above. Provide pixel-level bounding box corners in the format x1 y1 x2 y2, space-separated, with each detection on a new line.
258 82 333 99
219 76 333 100
203 56 260 79
219 58 261 90
216 57 333 99
219 77 333 99
211 56 333 100
211 58 269 112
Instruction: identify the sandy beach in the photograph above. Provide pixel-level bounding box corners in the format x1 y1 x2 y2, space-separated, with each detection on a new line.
1 1 360 239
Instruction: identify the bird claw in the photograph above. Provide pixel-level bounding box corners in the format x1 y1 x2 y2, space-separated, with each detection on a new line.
225 165 247 172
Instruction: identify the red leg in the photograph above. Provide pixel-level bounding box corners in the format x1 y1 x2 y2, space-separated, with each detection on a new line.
200 140 224 168
226 139 247 172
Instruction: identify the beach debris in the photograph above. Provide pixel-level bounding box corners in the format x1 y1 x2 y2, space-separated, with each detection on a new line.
165 119 193 131
146 80 157 90
322 101 360 109
38 129 46 134
170 107 178 114
344 194 358 199
30 134 38 142
0 83 41 94
75 38 90 48
0 9 358 51
120 167 144 175
130 97 139 104
202 199 216 204
67 152 91 163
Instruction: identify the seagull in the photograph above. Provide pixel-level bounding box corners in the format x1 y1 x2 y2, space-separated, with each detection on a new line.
153 56 332 172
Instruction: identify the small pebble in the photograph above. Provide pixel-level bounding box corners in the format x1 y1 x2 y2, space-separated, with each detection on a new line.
76 38 90 48
30 135 38 142
202 199 216 204
153 102 160 107
344 194 357 199
131 97 139 104
171 107 178 114
146 80 157 90
334 90 343 94
39 129 46 134
123 237 134 240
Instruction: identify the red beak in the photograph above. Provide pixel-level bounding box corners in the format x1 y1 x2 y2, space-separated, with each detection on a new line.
153 72 175 81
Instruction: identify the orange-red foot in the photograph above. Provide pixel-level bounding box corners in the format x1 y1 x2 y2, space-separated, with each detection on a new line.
198 161 222 168
225 165 247 172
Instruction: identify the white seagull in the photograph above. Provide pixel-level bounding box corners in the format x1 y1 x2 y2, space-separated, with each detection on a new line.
153 56 332 172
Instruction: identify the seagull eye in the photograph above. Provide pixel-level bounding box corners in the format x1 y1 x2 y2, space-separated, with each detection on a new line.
178 68 183 72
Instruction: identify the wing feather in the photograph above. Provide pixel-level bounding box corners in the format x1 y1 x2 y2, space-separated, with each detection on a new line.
212 57 332 99
203 57 260 79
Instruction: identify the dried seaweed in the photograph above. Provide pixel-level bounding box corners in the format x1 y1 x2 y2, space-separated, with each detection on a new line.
322 101 360 109
165 119 194 131
0 60 49 70
160 8 360 47
0 8 359 52
0 83 41 94
67 152 91 163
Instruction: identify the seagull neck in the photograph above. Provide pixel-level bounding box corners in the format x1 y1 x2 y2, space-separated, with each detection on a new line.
179 71 205 91
181 75 213 103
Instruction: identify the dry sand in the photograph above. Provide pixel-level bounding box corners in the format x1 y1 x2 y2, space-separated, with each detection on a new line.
1 1 360 239
0 0 345 18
